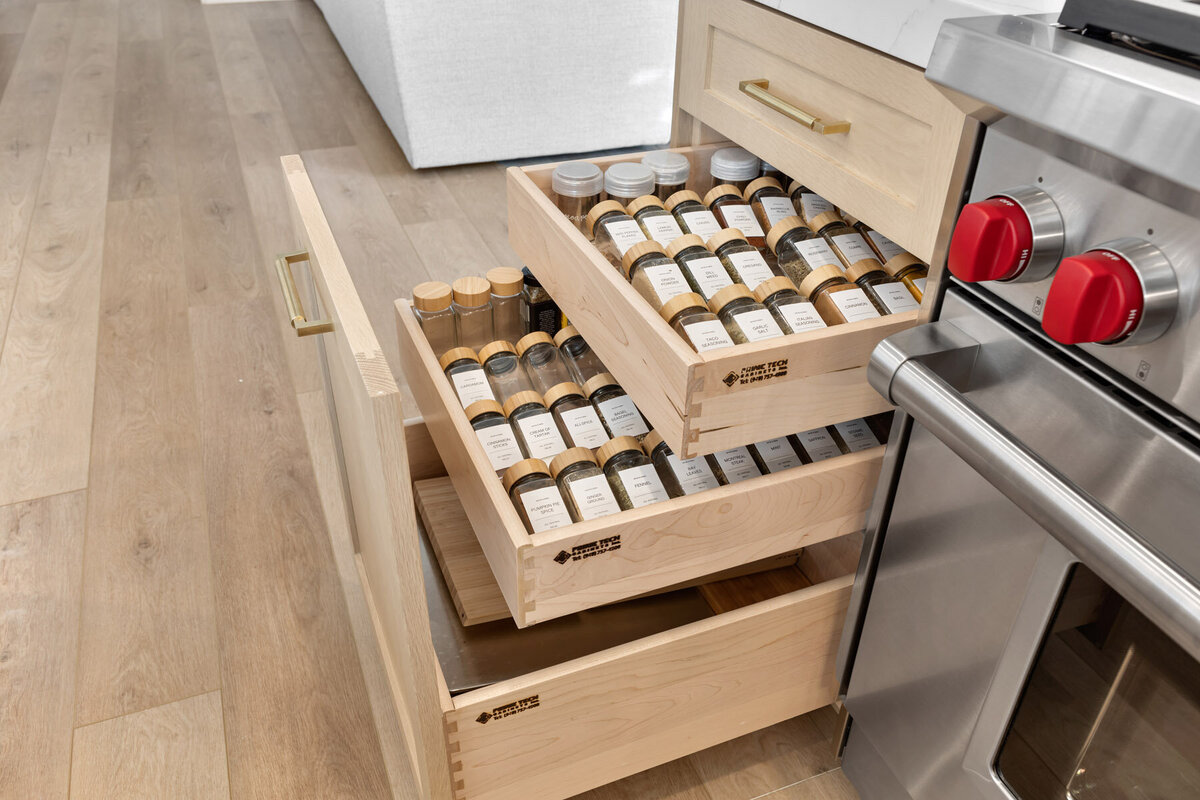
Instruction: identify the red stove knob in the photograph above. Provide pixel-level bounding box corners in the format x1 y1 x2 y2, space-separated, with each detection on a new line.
947 187 1063 283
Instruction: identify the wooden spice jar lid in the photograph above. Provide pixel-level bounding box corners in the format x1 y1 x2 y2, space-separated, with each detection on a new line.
515 331 553 357
742 176 782 202
798 265 848 300
807 209 844 234
664 189 703 212
844 262 885 283
703 184 743 207
708 283 755 314
659 292 708 324
620 240 667 277
765 215 809 255
665 233 706 259
502 458 551 494
463 398 504 420
705 227 747 253
486 266 524 296
502 390 545 417
542 381 584 408
477 340 516 363
553 325 581 347
584 200 627 237
753 275 800 303
412 280 453 312
581 372 618 398
549 447 598 479
882 252 925 276
451 275 491 306
626 195 666 215
640 429 665 456
597 436 644 468
437 346 479 371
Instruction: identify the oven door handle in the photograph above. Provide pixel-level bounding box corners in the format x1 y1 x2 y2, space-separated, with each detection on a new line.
869 322 1200 664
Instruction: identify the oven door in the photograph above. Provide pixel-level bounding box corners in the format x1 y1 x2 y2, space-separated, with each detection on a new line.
839 288 1200 800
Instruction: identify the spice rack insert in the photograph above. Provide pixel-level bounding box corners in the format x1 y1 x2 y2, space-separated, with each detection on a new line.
507 142 923 460
396 295 883 628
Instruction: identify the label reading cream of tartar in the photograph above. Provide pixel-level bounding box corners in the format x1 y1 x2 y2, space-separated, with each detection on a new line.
682 256 733 299
558 405 608 448
666 453 721 494
867 230 906 261
680 209 722 240
754 437 803 472
831 288 882 323
642 214 684 246
713 446 763 483
642 263 691 304
602 218 647 256
597 395 649 438
474 424 523 472
725 250 775 291
450 368 496 407
683 318 735 352
831 233 878 265
519 485 573 533
567 473 622 520
796 428 842 461
720 204 765 237
777 301 827 333
834 419 880 452
875 282 921 314
733 308 784 342
618 463 670 507
516 412 568 460
759 196 796 228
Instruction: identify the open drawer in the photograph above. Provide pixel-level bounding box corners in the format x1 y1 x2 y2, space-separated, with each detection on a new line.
508 142 915 459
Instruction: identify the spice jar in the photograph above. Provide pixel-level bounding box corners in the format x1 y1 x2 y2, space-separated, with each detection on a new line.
552 161 604 233
503 391 569 462
439 347 496 408
503 459 572 534
708 446 764 484
661 292 734 353
597 436 670 510
664 190 722 241
753 276 828 335
479 340 533 404
642 430 721 497
845 262 921 316
830 418 881 452
788 182 840 232
794 427 845 462
585 200 647 267
487 267 525 344
709 147 760 193
744 177 797 233
760 161 783 182
823 221 886 275
857 224 929 302
709 284 785 344
543 381 609 450
766 216 843 287
707 228 782 292
515 331 573 394
550 448 622 522
703 185 766 249
465 399 525 475
641 150 691 200
799 265 882 326
521 267 563 336
665 234 734 301
451 276 494 351
622 241 691 312
751 436 804 473
554 326 607 386
604 162 655 207
411 281 456 356
583 373 650 440
626 195 684 246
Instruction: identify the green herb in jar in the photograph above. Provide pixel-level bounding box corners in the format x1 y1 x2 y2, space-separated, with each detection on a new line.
597 436 670 510
665 233 734 301
582 373 651 440
641 430 721 497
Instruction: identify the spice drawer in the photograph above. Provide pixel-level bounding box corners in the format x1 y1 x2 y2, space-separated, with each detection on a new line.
674 0 975 263
508 142 915 460
397 294 881 627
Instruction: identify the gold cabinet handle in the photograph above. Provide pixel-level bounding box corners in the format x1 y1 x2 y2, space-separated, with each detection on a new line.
738 79 851 135
274 251 333 336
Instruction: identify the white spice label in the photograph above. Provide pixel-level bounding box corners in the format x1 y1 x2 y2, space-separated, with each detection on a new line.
516 413 568 460
795 238 840 269
682 319 735 352
831 233 878 266
777 301 827 333
831 288 882 323
682 256 733 299
835 419 880 452
725 250 775 291
597 395 649 438
755 437 802 472
602 218 647 256
800 193 835 221
641 214 684 246
720 204 765 238
450 368 495 407
559 405 608 448
567 473 622 520
759 196 796 228
474 424 523 472
796 428 842 462
875 282 921 314
642 263 691 304
519 485 573 533
733 308 784 342
618 463 670 508
666 453 721 495
867 230 906 262
913 277 928 294
713 446 763 483
680 209 722 240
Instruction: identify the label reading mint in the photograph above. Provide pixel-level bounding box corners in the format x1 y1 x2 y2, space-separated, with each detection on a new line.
474 424 524 472
666 453 721 494
450 367 496 408
725 250 775 290
834 419 881 452
867 230 907 262
800 192 835 221
683 318 735 352
831 288 882 323
559 405 608 448
566 473 622 520
642 262 690 304
720 204 765 237
713 446 763 483
679 209 722 240
913 277 928 294
733 308 784 342
519 485 573 533
875 282 921 314
796 427 842 462
516 412 568 460
777 301 827 334
795 238 840 269
641 214 684 246
601 218 646 256
617 463 670 508
596 395 649 438
754 437 802 472
831 232 878 265
681 255 733 299
759 196 796 229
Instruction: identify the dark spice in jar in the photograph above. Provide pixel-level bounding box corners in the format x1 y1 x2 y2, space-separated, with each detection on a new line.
708 445 764 484
798 265 882 326
704 184 766 250
583 373 650 440
824 221 886 275
788 182 840 233
597 436 670 510
503 458 572 534
521 267 563 336
744 177 797 233
642 429 721 497
708 147 760 194
856 223 929 302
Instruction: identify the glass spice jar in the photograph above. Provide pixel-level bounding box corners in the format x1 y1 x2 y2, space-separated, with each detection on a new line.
521 267 563 337
451 276 495 351
465 398 526 475
703 184 766 249
844 262 921 316
478 340 533 405
411 281 456 356
788 182 840 233
793 426 846 462
660 292 734 353
597 436 670 510
515 331 573 394
553 326 607 386
760 161 784 182
766 215 843 287
799 265 882 326
708 284 785 344
829 418 882 452
585 200 647 268
543 381 609 450
641 150 691 200
707 228 783 292
582 373 650 440
604 162 655 207
626 195 685 246
664 190 723 241
503 458 572 534
622 240 691 312
503 390 569 462
753 276 828 335
552 161 604 233
641 429 721 497
708 445 764 484
824 222 886 274
665 234 734 301
744 177 797 233
486 267 525 345
751 436 804 473
550 448 622 522
856 224 929 302
438 347 496 408
708 147 760 193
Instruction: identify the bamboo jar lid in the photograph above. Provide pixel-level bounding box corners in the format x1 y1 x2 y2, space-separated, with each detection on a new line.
464 398 504 420
753 275 799 303
626 194 665 215
641 429 665 456
807 210 843 234
705 228 747 253
798 265 848 299
844 262 885 283
584 199 627 237
664 189 703 212
659 292 708 323
437 346 479 371
486 266 523 295
786 180 805 196
452 275 491 306
502 390 544 417
552 325 581 347
621 240 667 277
582 372 618 398
742 176 783 201
665 233 706 259
597 436 643 468
765 215 809 254
703 184 743 207
542 381 584 408
515 331 553 357
882 252 925 276
502 458 551 494
708 283 755 314
412 281 452 312
477 340 516 363
549 447 598 479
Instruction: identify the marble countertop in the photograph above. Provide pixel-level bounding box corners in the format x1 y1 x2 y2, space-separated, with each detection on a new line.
758 0 1066 67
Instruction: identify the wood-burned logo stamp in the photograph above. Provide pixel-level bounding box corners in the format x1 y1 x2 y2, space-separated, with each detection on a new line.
475 695 540 724
723 359 788 388
553 535 621 565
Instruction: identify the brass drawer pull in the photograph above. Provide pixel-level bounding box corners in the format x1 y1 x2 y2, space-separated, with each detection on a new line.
739 79 851 135
274 250 333 336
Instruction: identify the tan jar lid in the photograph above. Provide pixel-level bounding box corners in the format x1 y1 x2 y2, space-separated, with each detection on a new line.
765 215 809 254
621 240 667 277
659 292 708 323
412 280 453 312
882 252 926 276
549 447 597 479
665 233 706 258
552 325 581 347
845 262 887 283
798 265 848 299
502 390 545 417
597 436 643 468
542 381 584 408
438 346 479 371
703 184 743 207
641 429 665 456
808 210 844 234
705 227 747 253
502 458 551 494
664 189 702 212
584 199 627 237
452 275 491 306
486 266 523 295
786 179 805 196
464 398 504 420
515 330 553 357
708 283 755 314
753 275 800 303
582 372 618 398
626 194 665 215
742 176 783 202
477 340 516 363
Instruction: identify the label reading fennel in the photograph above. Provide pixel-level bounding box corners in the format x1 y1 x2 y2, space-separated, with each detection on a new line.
666 453 721 494
474 424 523 472
713 446 763 483
831 288 882 323
683 319 735 352
567 473 622 520
720 204 765 237
450 368 496 407
516 412 568 460
759 196 797 228
777 301 827 333
641 214 684 245
679 209 722 240
601 218 646 256
796 428 842 461
558 405 608 448
875 282 921 314
831 233 878 265
755 437 802 472
867 230 906 261
597 395 649 437
682 255 733 299
642 263 690 304
519 485 573 533
725 250 775 290
732 308 784 342
617 463 670 507
835 419 880 452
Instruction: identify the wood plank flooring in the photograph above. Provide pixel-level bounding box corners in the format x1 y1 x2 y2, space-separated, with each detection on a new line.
0 1 858 797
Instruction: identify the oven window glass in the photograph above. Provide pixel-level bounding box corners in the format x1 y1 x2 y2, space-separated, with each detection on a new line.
996 564 1200 799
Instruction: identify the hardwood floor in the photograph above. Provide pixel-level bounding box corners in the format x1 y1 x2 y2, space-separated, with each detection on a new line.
0 1 858 797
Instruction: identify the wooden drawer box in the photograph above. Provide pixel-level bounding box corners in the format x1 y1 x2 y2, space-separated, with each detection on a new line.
508 142 914 459
397 294 881 628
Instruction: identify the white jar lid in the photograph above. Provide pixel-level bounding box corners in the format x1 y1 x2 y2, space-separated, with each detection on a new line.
604 162 655 198
552 161 603 198
710 147 761 181
640 151 691 185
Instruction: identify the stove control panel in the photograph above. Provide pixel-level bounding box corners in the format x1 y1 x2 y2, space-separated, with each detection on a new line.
948 187 1063 283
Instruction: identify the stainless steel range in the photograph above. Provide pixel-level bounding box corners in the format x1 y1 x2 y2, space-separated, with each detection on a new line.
838 7 1200 799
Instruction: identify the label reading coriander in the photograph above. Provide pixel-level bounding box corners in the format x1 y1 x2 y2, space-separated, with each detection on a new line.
801 193 835 221
759 196 796 228
831 233 878 265
516 413 568 460
474 425 523 472
682 256 733 299
777 301 827 333
733 308 784 342
558 405 608 448
683 319 735 352
567 473 622 520
795 238 840 269
642 263 690 304
796 428 842 461
835 419 880 452
875 282 921 314
831 288 882 323
713 446 763 483
913 277 928 294
618 463 670 508
602 219 646 256
520 485 573 533
725 250 775 290
867 230 906 261
666 453 721 494
720 204 765 237
755 437 802 472
597 395 649 438
450 368 496 407
680 209 722 240
642 214 684 246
